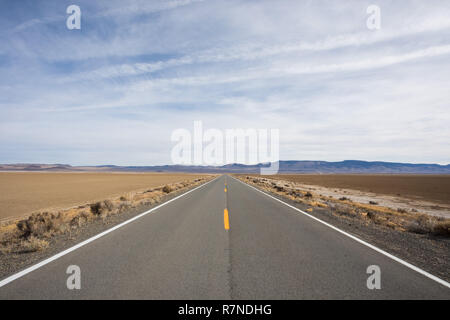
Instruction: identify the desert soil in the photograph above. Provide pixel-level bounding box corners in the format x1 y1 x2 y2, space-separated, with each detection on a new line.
250 174 450 218
0 172 207 221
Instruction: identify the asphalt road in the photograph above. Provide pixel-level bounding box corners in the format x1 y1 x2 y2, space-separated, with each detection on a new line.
0 175 449 299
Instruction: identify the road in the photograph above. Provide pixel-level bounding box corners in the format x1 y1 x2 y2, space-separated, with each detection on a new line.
0 175 449 299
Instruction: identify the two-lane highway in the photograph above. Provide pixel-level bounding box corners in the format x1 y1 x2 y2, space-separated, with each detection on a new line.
0 175 449 299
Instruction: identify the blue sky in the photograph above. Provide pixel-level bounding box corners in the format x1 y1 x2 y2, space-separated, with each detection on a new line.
1 0 449 165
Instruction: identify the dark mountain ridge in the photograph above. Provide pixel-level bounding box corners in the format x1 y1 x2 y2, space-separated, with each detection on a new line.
1 160 449 174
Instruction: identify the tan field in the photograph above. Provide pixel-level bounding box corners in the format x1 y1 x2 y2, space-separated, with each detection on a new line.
0 172 207 221
252 174 450 205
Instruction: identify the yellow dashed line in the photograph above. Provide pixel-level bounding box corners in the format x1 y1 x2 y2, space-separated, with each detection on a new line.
224 209 230 230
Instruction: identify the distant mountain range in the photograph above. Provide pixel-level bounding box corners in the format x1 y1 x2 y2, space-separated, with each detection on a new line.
1 160 450 174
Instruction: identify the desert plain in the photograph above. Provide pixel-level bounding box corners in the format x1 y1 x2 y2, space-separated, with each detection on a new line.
0 172 207 221
243 174 450 218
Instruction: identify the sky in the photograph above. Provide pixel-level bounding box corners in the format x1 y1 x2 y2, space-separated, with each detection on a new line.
0 0 449 166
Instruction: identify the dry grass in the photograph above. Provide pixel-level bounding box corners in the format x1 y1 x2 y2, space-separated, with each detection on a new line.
19 236 49 253
0 176 213 255
406 216 450 236
238 175 450 238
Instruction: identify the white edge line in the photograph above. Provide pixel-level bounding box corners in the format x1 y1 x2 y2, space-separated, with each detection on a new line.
230 175 450 290
0 176 220 288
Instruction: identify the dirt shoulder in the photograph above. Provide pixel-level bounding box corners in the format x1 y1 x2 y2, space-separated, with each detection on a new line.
235 175 450 282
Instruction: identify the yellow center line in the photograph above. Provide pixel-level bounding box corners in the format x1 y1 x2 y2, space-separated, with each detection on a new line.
224 209 230 230
224 187 227 192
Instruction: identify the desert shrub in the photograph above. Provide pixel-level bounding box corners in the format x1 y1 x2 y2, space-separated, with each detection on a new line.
275 186 284 192
17 212 63 239
368 212 385 224
407 215 434 234
339 197 349 201
366 211 376 220
70 211 89 228
330 203 352 216
305 192 313 198
90 202 103 215
397 208 407 213
20 236 49 252
162 185 172 193
406 221 429 234
103 199 114 211
369 201 378 205
118 201 131 212
431 220 450 236
120 196 127 201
